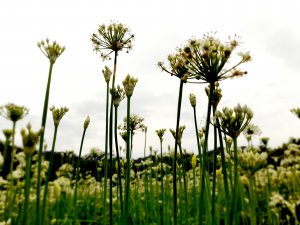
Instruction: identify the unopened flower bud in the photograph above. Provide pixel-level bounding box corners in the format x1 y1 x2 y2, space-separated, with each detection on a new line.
189 93 196 107
102 65 112 82
84 116 90 129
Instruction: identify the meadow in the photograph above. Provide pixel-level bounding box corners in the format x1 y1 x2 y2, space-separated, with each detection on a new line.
0 22 299 225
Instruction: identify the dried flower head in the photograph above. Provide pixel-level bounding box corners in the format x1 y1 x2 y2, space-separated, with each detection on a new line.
91 22 134 60
21 124 43 156
0 103 29 122
189 93 197 107
183 33 250 83
170 125 186 145
156 128 166 142
102 65 112 82
216 104 253 138
50 106 69 127
122 74 138 97
37 38 65 64
110 85 126 107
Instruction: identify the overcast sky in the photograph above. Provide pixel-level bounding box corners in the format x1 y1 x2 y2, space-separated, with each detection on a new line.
1 0 300 158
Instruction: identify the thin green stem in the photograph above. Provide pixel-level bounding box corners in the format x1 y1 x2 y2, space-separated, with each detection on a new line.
160 139 164 225
192 106 202 162
125 96 131 224
173 79 184 225
230 137 239 225
36 62 54 225
41 125 58 225
73 126 88 219
23 155 32 225
114 105 123 221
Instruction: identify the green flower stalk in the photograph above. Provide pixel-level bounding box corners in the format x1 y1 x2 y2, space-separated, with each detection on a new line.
73 116 90 219
0 103 28 220
36 38 65 225
102 65 112 221
156 128 166 225
20 124 42 225
158 48 191 225
216 104 253 224
41 106 68 225
122 74 138 224
111 85 125 220
92 22 134 225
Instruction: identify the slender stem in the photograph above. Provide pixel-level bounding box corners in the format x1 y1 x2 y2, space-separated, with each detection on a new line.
7 121 16 220
114 105 124 221
103 81 110 220
73 126 88 219
199 82 214 223
36 62 54 225
230 137 239 225
173 79 184 225
144 129 147 158
160 139 164 225
108 50 118 225
178 143 188 223
41 125 58 225
192 106 202 161
211 106 218 225
24 155 32 225
125 96 131 224
216 118 230 224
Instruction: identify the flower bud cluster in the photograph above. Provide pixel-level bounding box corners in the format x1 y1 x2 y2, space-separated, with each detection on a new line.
215 104 253 138
155 128 166 142
205 83 222 107
110 85 125 107
102 65 112 82
238 149 267 175
50 106 69 127
291 107 300 119
122 74 138 97
20 124 43 156
38 38 65 64
0 103 29 122
91 22 134 60
169 125 185 145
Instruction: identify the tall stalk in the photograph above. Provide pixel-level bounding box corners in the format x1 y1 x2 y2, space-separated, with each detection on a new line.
230 137 239 225
41 125 58 225
114 105 123 220
73 116 90 219
173 79 184 225
36 62 54 224
23 155 32 225
199 82 215 223
124 96 131 224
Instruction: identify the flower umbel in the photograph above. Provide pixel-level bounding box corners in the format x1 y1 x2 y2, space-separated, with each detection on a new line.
291 107 300 119
205 82 222 107
38 38 65 64
21 124 43 156
183 33 250 83
216 104 253 138
110 85 126 107
170 125 186 145
156 129 166 142
91 22 134 60
0 103 29 122
50 106 69 127
122 74 138 97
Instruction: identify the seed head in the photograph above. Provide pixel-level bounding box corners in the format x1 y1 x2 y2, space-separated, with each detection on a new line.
0 103 29 122
37 38 65 64
122 74 138 97
50 106 69 127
